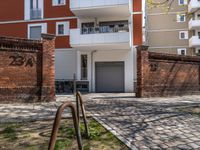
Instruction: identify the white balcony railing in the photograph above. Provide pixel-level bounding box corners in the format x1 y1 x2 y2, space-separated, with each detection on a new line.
70 28 130 49
188 0 200 13
189 36 200 47
70 0 129 10
30 9 42 20
189 19 200 30
81 26 129 34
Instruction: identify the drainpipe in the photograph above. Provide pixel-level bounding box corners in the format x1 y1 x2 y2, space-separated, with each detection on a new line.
91 50 97 92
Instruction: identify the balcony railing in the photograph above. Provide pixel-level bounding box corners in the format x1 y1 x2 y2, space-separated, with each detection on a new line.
188 0 200 13
189 36 200 47
81 26 129 34
189 19 200 30
30 9 42 20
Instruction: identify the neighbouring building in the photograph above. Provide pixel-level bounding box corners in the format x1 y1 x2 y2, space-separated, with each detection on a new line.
146 0 200 56
0 0 143 93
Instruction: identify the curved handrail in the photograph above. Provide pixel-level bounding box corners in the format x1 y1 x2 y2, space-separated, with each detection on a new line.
76 91 90 138
48 102 83 150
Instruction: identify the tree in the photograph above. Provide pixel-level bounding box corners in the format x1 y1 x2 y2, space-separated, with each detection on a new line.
147 0 179 12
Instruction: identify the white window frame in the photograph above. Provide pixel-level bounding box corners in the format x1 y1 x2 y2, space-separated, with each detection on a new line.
179 31 188 39
56 22 69 36
177 48 187 55
24 0 44 20
178 0 187 5
28 23 47 39
177 14 186 22
52 0 66 6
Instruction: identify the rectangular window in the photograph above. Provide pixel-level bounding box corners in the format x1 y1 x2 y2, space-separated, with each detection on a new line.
29 26 42 39
28 0 43 20
30 0 42 19
179 0 187 5
52 0 66 6
81 55 88 80
177 14 185 22
179 31 188 39
56 22 69 36
28 23 47 39
196 49 200 55
177 48 186 55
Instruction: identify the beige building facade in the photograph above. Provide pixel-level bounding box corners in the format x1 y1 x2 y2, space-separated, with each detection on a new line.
146 0 200 55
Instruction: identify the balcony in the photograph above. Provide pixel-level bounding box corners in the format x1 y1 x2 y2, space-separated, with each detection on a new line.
188 0 200 13
189 19 200 30
70 26 130 50
189 36 200 47
70 0 129 18
30 9 42 20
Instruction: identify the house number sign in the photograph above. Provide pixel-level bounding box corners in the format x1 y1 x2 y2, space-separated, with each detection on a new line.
9 55 36 67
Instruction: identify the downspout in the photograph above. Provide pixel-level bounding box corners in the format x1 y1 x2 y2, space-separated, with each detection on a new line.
91 50 97 92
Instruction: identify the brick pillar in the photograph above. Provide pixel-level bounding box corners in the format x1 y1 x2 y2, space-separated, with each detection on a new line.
136 45 149 97
41 34 56 102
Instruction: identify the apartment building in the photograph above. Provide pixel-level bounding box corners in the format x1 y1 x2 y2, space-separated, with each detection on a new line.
0 0 142 93
146 0 199 55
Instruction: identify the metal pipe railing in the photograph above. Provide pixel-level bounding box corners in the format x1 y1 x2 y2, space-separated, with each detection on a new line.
48 102 83 150
76 91 90 138
81 25 129 34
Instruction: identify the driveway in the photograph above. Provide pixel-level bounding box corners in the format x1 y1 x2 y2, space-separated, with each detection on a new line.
1 93 200 150
83 93 200 150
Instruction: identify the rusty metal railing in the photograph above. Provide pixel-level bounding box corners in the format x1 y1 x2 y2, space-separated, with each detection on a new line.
76 91 90 138
48 102 83 150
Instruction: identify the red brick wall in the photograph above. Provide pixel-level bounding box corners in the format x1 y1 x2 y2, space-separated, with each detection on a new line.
136 46 200 97
0 34 55 103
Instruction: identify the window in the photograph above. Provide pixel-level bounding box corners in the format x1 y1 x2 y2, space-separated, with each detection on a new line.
28 23 47 39
198 32 200 39
179 31 188 39
177 48 186 55
179 0 187 5
197 14 200 20
52 0 65 6
24 0 43 20
177 14 185 22
81 55 88 80
30 0 41 19
56 22 69 36
196 49 200 55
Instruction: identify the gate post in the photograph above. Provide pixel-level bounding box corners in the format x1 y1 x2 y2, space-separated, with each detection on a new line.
41 34 56 102
136 45 149 98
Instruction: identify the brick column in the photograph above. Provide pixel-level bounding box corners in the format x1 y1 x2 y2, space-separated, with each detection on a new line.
41 34 56 102
136 45 149 97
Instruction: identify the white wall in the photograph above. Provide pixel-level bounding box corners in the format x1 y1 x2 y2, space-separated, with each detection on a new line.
92 49 134 92
70 0 129 9
55 49 77 80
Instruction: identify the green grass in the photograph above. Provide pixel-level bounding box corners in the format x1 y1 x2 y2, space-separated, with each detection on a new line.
178 106 200 116
54 119 128 150
0 119 129 150
2 124 21 141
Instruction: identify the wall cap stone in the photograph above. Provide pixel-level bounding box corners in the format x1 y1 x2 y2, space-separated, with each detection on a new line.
41 34 56 40
136 45 149 51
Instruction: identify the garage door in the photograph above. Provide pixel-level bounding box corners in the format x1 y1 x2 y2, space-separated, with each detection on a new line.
95 62 125 93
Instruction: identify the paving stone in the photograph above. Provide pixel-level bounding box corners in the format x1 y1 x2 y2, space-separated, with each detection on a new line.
1 93 200 150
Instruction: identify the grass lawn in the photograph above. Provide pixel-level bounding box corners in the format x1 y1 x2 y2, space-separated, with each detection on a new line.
178 105 200 117
0 118 129 150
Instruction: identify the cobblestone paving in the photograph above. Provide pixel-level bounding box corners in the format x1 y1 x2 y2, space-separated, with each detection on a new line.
0 95 74 123
83 93 200 150
1 93 200 150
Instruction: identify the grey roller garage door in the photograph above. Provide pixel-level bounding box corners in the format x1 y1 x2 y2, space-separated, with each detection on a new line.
95 62 125 93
